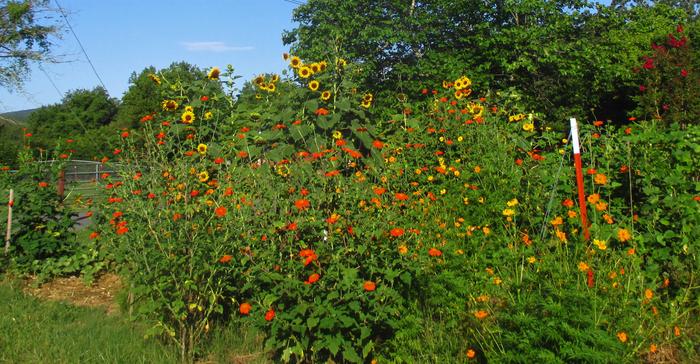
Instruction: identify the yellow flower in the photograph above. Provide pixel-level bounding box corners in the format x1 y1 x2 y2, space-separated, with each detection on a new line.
507 198 519 207
204 111 213 120
578 261 590 272
270 74 280 83
453 170 460 177
555 229 567 242
332 131 342 139
527 256 536 264
482 226 490 235
181 111 195 124
267 83 276 92
616 331 628 343
148 73 161 85
594 173 607 185
207 67 221 80
308 80 320 91
493 277 502 285
298 66 312 78
197 143 207 155
290 56 302 68
502 208 515 217
335 58 347 68
523 123 534 132
593 239 607 250
440 189 446 195
398 245 408 254
161 99 179 111
550 216 563 226
254 75 265 85
644 288 654 300
198 171 209 182
321 91 331 101
595 201 608 211
185 106 194 112
457 136 464 142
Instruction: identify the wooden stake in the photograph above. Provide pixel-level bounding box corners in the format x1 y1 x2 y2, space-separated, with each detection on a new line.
570 118 590 241
4 189 13 255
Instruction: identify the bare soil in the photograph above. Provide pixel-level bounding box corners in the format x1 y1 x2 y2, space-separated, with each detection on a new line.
23 273 122 315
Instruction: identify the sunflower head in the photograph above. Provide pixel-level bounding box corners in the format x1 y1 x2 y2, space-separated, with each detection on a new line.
254 75 265 85
185 105 194 113
290 56 302 68
319 61 328 71
198 171 209 182
181 111 195 124
321 91 331 101
361 99 372 109
204 111 213 120
267 83 276 92
207 67 221 80
197 143 208 155
148 73 161 85
162 99 179 111
309 80 320 91
283 53 290 61
270 74 280 83
298 66 312 78
310 63 321 73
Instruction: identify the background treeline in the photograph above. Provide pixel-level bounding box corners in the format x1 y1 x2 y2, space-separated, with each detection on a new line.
0 0 697 167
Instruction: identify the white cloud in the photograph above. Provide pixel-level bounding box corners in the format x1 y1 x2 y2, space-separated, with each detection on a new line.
181 42 254 52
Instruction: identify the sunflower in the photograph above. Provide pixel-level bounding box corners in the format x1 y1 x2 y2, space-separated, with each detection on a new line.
161 99 179 111
310 63 321 73
204 111 213 120
267 83 276 92
321 91 331 101
308 80 320 91
148 73 161 85
298 66 312 78
207 67 221 80
259 83 269 91
181 111 195 124
185 105 194 113
470 103 484 117
332 130 342 139
282 52 289 61
319 61 328 71
197 143 207 155
455 90 464 99
362 93 373 102
290 56 302 68
198 171 209 182
254 75 265 85
270 74 279 83
361 99 372 109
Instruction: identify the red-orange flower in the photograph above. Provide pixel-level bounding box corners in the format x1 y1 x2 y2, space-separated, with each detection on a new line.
38 181 49 188
239 302 251 315
299 249 317 266
265 308 275 321
306 273 320 284
219 255 232 263
372 140 384 149
315 107 329 116
363 281 376 291
373 187 386 195
295 199 310 210
395 193 409 201
390 228 405 237
215 206 227 217
428 248 443 257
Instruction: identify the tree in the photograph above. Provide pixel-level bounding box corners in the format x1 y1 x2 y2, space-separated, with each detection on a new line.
0 0 62 90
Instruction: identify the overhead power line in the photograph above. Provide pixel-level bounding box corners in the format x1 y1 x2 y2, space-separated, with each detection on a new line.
53 0 107 90
283 0 306 6
38 63 64 99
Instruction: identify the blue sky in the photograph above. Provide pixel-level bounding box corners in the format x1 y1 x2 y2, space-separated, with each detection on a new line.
0 0 300 112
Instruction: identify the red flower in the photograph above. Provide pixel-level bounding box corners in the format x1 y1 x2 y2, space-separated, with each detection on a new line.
147 192 156 199
681 69 688 77
624 127 632 135
265 308 275 321
215 206 227 217
116 226 129 235
219 255 232 263
299 249 317 266
239 302 251 315
372 140 384 149
562 199 574 208
586 168 597 175
24 133 32 137
113 149 121 155
428 248 442 257
363 281 376 291
286 222 298 231
587 269 595 288
639 85 646 92
373 187 386 195
315 108 329 116
214 157 224 164
121 131 129 138
390 228 405 237
515 159 523 166
89 232 99 239
200 95 209 102
324 170 340 177
38 181 49 188
421 88 428 95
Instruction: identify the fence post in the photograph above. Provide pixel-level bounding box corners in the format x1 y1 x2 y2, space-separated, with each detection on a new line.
57 169 65 201
4 189 13 255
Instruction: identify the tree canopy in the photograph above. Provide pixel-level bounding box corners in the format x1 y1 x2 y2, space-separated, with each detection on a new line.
0 0 62 90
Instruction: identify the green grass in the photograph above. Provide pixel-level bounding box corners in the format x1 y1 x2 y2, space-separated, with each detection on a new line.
0 280 178 364
0 279 270 363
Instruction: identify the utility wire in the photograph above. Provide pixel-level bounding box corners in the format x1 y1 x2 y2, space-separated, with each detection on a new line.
54 0 107 90
38 63 64 99
283 0 305 5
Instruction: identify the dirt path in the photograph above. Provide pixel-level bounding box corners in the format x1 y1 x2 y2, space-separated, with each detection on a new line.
23 273 122 315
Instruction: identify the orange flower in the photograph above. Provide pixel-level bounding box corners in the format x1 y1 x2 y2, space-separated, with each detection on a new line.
306 273 320 284
674 326 681 337
594 173 607 185
373 187 386 195
595 201 608 211
617 228 632 242
89 232 99 239
363 281 376 291
474 310 489 319
372 140 384 149
428 248 442 257
395 193 409 201
587 193 600 204
616 331 628 343
466 349 476 359
390 228 405 237
295 199 310 210
644 288 654 300
314 107 329 116
38 181 49 188
299 249 317 266
398 245 408 254
562 199 574 208
215 206 227 217
219 255 232 263
265 308 275 321
239 302 251 315
649 343 657 354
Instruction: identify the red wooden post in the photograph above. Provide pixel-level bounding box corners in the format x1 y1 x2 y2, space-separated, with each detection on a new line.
570 118 590 241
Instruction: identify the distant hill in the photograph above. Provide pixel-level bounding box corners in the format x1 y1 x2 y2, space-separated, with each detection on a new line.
0 108 36 126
